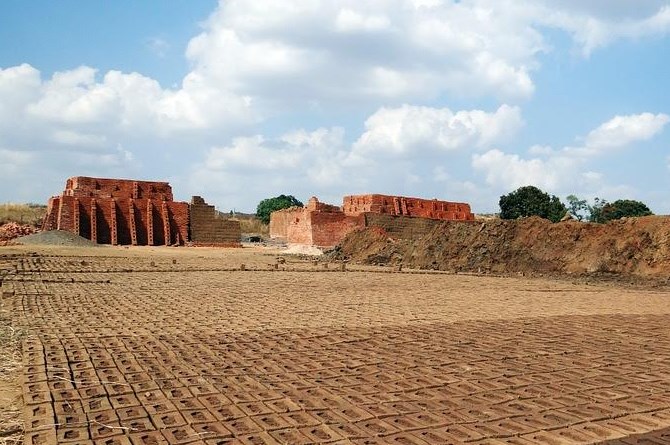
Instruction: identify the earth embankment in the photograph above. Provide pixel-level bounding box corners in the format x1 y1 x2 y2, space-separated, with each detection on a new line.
331 215 670 279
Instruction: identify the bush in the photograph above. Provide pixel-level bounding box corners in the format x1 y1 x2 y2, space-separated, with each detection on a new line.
255 195 303 224
499 186 567 223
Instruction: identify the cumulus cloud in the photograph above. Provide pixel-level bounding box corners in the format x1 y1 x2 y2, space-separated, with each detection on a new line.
22 66 254 134
472 112 670 195
536 1 670 56
353 104 523 157
2 1 667 147
184 0 544 103
581 113 670 152
176 0 670 110
472 150 574 191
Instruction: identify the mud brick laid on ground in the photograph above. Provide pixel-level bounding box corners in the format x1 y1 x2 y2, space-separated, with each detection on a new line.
5 250 670 445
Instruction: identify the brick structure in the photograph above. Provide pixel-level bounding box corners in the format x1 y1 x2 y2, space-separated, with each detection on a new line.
43 177 240 246
270 194 474 248
189 196 241 246
343 194 474 221
270 197 363 247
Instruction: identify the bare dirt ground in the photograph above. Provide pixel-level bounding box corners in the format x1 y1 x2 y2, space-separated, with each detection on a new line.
2 244 670 444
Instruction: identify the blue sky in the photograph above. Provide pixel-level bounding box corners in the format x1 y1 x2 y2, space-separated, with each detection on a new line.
1 0 669 214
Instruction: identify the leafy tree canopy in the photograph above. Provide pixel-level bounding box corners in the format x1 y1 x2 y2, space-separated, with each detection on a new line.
595 199 653 223
255 194 303 224
566 194 589 221
499 185 567 223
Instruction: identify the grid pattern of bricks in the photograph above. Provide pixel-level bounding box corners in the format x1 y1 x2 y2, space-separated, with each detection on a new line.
2 254 670 444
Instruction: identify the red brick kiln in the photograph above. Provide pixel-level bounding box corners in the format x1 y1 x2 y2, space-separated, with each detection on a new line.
42 177 240 246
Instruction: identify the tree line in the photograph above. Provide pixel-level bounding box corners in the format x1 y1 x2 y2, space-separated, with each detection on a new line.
499 185 652 223
253 187 653 225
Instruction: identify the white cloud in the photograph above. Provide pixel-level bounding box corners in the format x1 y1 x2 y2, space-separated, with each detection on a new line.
352 104 523 157
174 0 669 110
582 112 670 151
472 149 573 190
182 0 545 104
536 2 670 56
0 64 41 126
1 1 667 148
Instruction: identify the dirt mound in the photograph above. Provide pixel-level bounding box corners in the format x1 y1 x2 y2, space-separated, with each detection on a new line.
0 222 37 245
14 230 99 247
331 216 670 279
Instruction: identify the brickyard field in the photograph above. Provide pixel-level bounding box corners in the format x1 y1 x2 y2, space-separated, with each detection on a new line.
1 244 670 444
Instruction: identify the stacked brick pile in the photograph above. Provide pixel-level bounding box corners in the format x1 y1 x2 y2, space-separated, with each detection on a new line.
344 194 474 221
189 196 241 247
0 222 36 244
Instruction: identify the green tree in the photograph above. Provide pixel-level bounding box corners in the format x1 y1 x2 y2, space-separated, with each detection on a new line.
598 199 652 222
566 195 589 221
587 197 608 223
255 194 304 224
499 186 567 223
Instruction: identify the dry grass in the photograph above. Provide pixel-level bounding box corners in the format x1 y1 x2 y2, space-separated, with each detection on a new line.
237 217 269 236
0 203 46 227
215 211 269 236
0 310 24 445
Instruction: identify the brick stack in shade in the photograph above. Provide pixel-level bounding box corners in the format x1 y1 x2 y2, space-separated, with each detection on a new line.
189 196 241 247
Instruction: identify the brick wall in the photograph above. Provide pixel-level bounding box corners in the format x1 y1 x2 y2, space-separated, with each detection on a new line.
64 176 173 201
270 198 365 248
311 212 363 247
189 196 241 246
343 194 475 221
285 209 314 245
269 208 294 240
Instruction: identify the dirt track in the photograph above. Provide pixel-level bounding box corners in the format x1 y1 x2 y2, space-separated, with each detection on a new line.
2 245 670 444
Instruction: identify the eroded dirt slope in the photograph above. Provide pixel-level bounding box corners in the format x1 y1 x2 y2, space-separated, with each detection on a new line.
331 215 670 279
